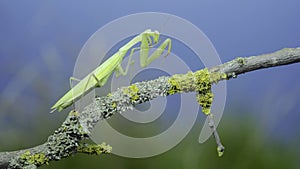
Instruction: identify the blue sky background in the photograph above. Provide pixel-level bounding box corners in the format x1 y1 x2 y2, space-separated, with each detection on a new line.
0 0 300 168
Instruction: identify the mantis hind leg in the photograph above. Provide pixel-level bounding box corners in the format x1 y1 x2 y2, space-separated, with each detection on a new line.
78 73 103 109
69 77 81 89
68 77 82 110
70 74 105 111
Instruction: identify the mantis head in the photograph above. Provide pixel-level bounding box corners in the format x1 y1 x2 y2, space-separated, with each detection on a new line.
153 30 160 44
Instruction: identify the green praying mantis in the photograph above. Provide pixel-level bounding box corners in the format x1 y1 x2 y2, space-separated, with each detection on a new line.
51 29 172 113
50 29 225 156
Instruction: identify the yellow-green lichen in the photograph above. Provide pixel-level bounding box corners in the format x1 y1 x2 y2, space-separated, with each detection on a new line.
210 72 227 84
195 68 214 115
169 71 207 94
167 69 217 115
236 57 246 65
123 84 140 101
196 92 214 115
194 69 225 156
167 75 182 95
77 142 112 155
20 151 49 166
195 68 211 91
112 102 117 108
69 110 79 116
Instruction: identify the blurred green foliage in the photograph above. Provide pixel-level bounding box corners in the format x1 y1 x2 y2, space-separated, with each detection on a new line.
28 115 298 169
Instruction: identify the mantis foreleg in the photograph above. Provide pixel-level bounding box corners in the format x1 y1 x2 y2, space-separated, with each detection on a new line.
140 34 172 68
75 73 106 110
115 47 136 77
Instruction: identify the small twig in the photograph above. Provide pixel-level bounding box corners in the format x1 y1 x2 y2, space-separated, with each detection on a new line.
207 114 225 156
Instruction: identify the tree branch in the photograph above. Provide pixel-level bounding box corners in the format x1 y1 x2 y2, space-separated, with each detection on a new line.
209 47 300 78
1 47 299 169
